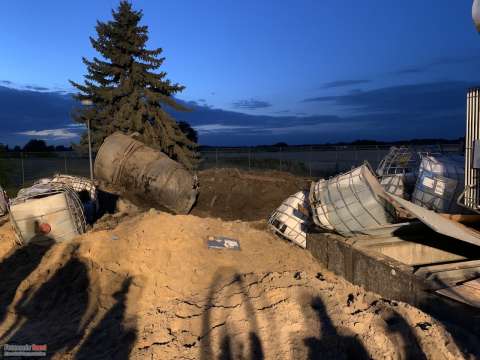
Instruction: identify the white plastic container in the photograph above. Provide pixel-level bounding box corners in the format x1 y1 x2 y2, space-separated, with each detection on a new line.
10 183 86 244
412 154 466 214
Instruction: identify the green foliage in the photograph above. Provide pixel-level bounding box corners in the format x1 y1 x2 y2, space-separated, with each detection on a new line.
23 139 51 152
178 121 198 143
70 1 199 169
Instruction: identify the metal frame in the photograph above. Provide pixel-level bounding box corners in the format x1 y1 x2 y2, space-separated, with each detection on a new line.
268 191 311 248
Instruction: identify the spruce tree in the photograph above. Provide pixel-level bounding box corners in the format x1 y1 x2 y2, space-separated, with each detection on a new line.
70 1 198 169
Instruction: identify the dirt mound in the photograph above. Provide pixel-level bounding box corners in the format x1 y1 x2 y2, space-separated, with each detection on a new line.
192 168 310 221
0 213 475 359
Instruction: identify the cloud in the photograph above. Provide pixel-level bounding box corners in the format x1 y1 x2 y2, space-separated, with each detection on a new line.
0 80 469 146
321 80 371 89
194 124 254 134
16 128 80 140
25 85 50 91
302 81 469 114
0 80 12 85
394 56 478 75
231 99 272 110
66 123 86 129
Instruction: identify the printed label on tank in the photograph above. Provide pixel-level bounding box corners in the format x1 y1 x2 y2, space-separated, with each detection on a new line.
434 180 446 195
422 176 435 189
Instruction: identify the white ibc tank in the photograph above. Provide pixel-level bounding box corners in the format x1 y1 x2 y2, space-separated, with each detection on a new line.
412 154 466 214
268 191 311 248
309 164 396 236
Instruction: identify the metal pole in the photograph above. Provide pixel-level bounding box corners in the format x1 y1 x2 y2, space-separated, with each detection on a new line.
87 119 94 181
64 152 68 173
215 148 218 169
248 147 251 171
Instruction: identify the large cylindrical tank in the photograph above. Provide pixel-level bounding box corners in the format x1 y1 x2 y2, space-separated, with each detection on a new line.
94 132 198 214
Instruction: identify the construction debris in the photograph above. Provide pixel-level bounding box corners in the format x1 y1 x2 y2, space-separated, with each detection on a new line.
207 235 241 250
387 194 480 247
94 132 199 215
268 191 311 248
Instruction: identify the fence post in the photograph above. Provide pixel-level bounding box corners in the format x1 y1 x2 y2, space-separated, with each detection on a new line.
279 147 282 171
335 146 339 173
215 148 218 169
309 145 312 177
21 152 25 186
248 147 251 171
64 152 68 173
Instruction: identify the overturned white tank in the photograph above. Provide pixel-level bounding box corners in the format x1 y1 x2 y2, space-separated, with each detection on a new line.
309 164 396 236
412 154 466 214
94 132 199 214
268 191 311 248
10 182 86 244
0 186 8 218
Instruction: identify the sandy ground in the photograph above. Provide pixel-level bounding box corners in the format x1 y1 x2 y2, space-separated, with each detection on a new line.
0 211 474 359
192 168 310 221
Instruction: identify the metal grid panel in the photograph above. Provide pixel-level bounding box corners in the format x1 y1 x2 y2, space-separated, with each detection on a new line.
309 180 334 230
268 191 311 248
412 154 465 214
314 164 396 236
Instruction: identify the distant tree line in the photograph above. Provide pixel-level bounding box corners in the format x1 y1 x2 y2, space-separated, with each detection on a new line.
0 140 73 153
198 137 465 150
0 136 464 154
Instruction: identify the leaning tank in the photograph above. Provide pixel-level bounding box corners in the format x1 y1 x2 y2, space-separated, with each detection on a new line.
94 132 199 214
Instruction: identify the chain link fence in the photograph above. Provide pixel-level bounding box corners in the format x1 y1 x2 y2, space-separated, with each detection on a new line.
0 143 462 195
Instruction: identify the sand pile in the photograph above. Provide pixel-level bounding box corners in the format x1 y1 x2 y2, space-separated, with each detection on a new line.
0 212 474 359
192 168 310 221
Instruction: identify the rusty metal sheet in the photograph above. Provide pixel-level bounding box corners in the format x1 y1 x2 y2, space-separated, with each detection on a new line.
436 279 480 308
387 194 480 247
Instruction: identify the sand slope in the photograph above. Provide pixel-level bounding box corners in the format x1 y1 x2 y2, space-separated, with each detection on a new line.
0 212 474 359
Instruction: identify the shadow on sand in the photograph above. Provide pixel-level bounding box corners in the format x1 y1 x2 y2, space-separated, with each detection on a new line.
1 244 137 359
0 237 54 324
200 270 265 360
75 277 137 360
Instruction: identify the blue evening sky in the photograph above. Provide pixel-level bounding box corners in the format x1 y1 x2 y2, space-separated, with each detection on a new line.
0 1 479 145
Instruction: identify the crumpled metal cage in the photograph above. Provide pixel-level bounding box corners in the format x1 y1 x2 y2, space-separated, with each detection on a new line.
49 174 97 202
376 146 423 199
10 182 87 244
268 191 311 248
